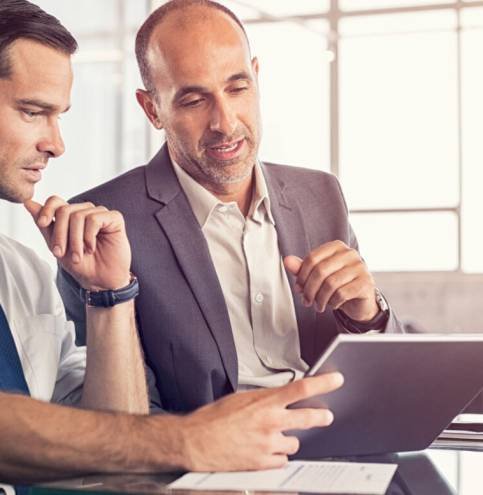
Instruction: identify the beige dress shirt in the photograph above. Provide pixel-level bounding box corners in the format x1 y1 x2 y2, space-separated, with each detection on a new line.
172 160 308 389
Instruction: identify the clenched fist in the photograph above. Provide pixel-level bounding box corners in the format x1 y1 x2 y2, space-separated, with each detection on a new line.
284 240 379 322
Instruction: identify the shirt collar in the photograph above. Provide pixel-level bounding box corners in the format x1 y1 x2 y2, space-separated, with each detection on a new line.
251 161 275 225
171 159 275 228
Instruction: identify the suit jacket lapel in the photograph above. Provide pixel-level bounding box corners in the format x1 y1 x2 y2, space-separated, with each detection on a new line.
145 146 238 390
262 164 319 365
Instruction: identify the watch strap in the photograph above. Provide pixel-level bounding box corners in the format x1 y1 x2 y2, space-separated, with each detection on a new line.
334 288 389 333
80 275 139 307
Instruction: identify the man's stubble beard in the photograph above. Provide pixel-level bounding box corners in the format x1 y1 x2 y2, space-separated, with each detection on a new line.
167 134 258 186
0 155 43 203
0 162 23 203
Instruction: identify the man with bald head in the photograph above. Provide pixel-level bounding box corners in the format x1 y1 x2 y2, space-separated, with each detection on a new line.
59 0 403 414
0 0 345 481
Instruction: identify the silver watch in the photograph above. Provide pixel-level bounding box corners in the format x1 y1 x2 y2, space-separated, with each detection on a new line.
375 287 389 313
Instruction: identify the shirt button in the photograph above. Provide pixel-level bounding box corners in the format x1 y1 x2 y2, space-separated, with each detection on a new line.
255 292 264 304
218 205 228 213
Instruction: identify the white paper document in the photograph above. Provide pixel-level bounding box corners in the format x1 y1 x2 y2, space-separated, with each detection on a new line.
169 460 398 495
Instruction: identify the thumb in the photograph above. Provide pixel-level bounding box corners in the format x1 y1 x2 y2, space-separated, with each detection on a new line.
24 199 42 220
284 255 303 275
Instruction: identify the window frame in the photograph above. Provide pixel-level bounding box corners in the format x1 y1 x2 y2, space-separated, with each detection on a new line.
239 0 483 273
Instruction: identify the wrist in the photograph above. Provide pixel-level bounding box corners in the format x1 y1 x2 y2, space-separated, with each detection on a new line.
81 274 139 308
177 414 201 471
347 302 379 323
154 414 192 471
336 289 389 332
123 414 189 472
83 273 132 292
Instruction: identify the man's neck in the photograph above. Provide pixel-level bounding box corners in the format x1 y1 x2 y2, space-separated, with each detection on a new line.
202 176 254 217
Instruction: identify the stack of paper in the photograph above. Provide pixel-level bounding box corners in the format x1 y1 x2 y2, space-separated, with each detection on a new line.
169 460 397 495
432 413 483 450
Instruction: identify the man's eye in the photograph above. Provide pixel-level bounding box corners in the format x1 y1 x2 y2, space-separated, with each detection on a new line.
22 109 41 118
181 98 204 108
230 85 249 94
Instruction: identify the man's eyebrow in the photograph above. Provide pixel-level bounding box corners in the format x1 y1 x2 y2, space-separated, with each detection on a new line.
15 98 71 113
226 71 252 83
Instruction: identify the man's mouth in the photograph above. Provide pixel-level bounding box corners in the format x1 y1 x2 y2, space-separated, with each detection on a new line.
22 163 47 182
205 138 245 161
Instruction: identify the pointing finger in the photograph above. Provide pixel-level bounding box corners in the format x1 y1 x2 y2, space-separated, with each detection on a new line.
284 407 334 431
276 373 344 407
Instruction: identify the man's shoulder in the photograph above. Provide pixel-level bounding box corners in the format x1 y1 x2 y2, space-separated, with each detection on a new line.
70 164 147 205
262 161 339 185
0 233 44 266
0 233 52 286
262 161 342 198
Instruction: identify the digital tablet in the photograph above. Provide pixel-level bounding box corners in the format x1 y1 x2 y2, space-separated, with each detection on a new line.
289 334 483 459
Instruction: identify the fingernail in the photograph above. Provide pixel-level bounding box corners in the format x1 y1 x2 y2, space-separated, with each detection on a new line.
303 298 311 307
315 303 322 312
294 284 302 293
325 410 334 425
38 215 48 227
52 245 62 257
72 253 80 264
334 372 344 386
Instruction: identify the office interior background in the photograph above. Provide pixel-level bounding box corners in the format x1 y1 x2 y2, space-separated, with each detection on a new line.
1 0 483 489
2 1 483 382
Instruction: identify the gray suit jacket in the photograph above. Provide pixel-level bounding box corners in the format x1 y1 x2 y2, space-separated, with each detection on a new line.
58 145 404 412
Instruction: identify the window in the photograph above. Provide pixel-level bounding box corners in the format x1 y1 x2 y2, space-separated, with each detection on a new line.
2 0 482 275
247 20 330 171
0 0 150 266
239 1 480 273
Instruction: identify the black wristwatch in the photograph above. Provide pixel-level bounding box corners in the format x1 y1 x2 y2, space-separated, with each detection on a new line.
80 274 140 308
334 288 389 333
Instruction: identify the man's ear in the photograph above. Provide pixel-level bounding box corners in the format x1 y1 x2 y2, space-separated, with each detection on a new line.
251 57 259 77
136 89 163 129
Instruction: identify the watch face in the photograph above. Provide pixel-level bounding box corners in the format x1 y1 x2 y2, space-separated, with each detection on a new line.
375 288 389 312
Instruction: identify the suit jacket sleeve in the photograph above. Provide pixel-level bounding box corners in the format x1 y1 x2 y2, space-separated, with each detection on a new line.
333 177 405 335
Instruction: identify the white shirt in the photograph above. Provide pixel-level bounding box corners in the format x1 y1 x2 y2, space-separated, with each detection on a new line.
172 161 308 390
0 233 85 404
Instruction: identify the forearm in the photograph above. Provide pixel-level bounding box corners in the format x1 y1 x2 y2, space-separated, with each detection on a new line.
0 393 186 483
81 300 148 414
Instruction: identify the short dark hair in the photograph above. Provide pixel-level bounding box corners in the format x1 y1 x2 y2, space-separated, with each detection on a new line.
0 0 77 79
135 0 249 94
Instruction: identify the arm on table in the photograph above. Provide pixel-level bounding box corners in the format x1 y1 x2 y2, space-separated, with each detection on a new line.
0 372 343 482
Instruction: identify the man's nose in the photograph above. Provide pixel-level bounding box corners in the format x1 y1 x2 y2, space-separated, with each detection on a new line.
37 120 65 158
209 97 237 137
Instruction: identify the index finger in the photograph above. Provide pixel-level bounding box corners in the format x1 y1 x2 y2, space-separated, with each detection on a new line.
24 199 53 245
275 372 344 407
24 199 42 220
